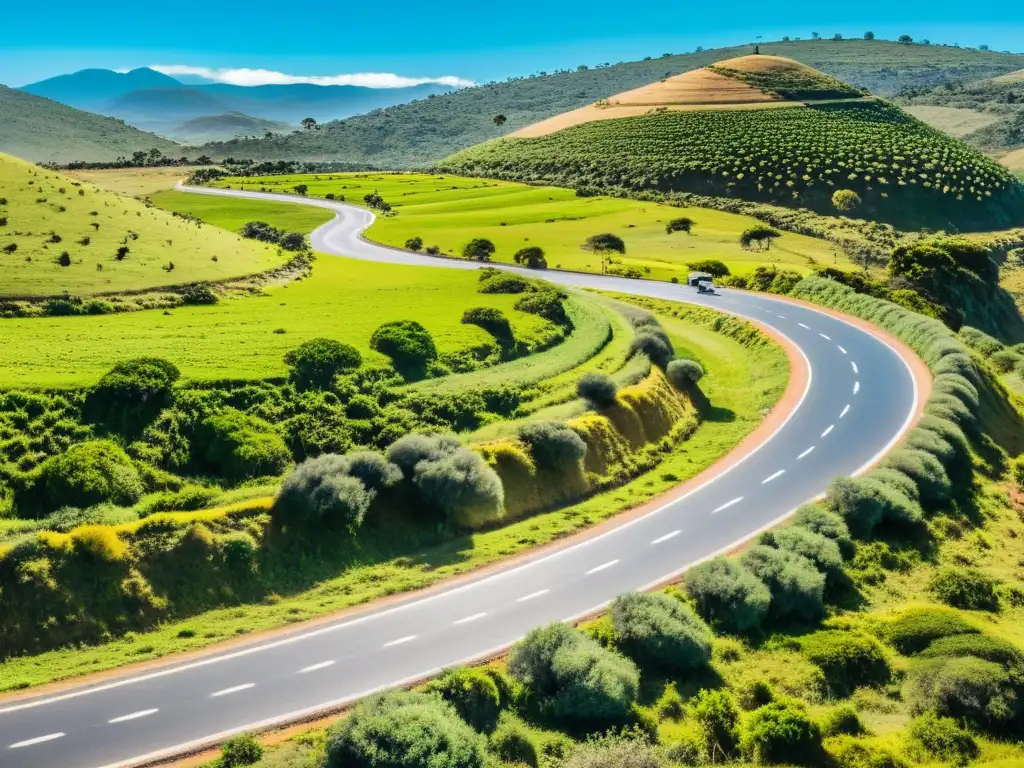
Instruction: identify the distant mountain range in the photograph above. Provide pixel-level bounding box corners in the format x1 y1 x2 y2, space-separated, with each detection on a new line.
171 112 293 144
20 68 457 137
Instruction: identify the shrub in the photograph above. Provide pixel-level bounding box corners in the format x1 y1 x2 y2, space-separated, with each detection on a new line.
1010 456 1024 491
629 332 673 368
284 338 361 389
666 359 704 388
920 633 1024 675
609 591 713 672
684 557 771 634
563 734 664 768
508 623 639 729
819 706 865 737
324 690 486 768
880 607 979 655
688 688 741 758
666 216 695 235
513 246 547 269
515 289 567 324
489 713 538 767
39 440 143 510
279 232 307 251
197 409 291 481
274 455 374 532
792 505 853 558
386 433 461 478
342 450 402 492
825 737 906 768
577 372 618 408
799 631 891 696
181 282 218 305
413 446 504 528
94 357 179 411
741 701 821 765
687 260 731 278
883 448 952 504
463 238 496 261
479 273 530 294
405 236 423 251
824 475 922 539
929 567 1000 611
759 526 843 583
516 421 587 473
832 189 862 211
424 667 501 733
370 320 438 372
220 733 263 766
461 307 513 344
740 546 826 623
904 655 1018 730
907 712 978 766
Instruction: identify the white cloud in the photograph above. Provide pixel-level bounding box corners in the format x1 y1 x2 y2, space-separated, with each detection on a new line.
150 65 473 89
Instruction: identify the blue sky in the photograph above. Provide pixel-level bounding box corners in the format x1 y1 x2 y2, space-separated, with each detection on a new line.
2 0 1023 87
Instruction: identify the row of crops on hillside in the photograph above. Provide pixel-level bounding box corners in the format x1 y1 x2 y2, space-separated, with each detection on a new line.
708 65 864 100
440 101 1024 230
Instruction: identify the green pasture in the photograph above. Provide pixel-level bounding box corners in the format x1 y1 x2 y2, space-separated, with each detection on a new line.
150 189 335 235
214 173 856 280
0 154 283 297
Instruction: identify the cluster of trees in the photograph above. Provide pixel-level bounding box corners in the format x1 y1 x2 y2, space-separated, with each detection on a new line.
240 220 308 251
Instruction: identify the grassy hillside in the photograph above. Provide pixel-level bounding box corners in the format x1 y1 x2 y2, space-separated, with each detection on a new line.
0 86 180 164
214 172 857 281
198 40 1024 166
170 112 293 144
0 153 284 297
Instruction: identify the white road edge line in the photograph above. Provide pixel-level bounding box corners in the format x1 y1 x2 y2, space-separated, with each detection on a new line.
841 404 851 418
837 345 847 354
585 559 619 575
851 361 859 374
651 530 681 545
516 589 549 602
798 322 810 329
821 424 835 438
211 683 255 698
762 470 786 484
853 381 860 395
9 733 65 749
453 612 487 625
109 709 159 724
383 635 417 648
712 497 744 514
298 661 335 674
797 446 815 460
819 333 831 340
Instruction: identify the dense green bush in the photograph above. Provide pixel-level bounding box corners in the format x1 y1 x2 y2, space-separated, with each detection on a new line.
273 454 374 532
197 409 291 481
219 733 263 766
883 448 952 505
577 372 618 408
907 712 979 766
665 359 704 388
609 591 712 672
824 475 922 539
879 607 979 655
39 440 143 511
741 701 821 765
463 238 496 261
920 633 1024 678
479 273 531 294
386 433 462 478
508 623 639 729
515 290 568 324
93 357 179 413
740 546 826 623
688 688 741 759
929 567 1000 611
413 445 504 528
904 655 1019 731
684 557 771 634
283 338 361 390
792 505 854 558
424 667 501 733
370 320 438 373
825 737 907 768
819 705 865 737
517 421 587 473
759 526 843 583
462 307 514 345
562 733 665 768
324 690 486 768
688 259 731 278
513 246 548 269
489 713 538 767
342 450 402 492
798 630 891 696
629 332 673 369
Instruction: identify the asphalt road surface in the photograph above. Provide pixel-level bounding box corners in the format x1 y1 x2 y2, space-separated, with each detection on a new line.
0 186 919 768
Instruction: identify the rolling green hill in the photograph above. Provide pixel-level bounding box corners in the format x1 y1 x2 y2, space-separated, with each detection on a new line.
0 86 181 164
198 39 1024 167
439 57 1024 231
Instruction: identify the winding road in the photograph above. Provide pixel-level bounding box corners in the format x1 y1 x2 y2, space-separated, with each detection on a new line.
0 186 921 768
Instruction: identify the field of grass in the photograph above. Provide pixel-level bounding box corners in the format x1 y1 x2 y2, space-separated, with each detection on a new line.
0 299 788 689
0 154 283 297
64 166 203 197
151 189 336 236
216 173 853 281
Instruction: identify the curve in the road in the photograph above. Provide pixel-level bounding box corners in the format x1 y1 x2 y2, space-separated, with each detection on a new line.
0 185 923 768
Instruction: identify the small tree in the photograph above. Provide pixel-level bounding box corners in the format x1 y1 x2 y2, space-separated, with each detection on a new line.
666 216 695 235
581 233 626 274
405 236 424 252
284 338 361 390
301 117 318 131
513 246 547 269
463 238 496 261
899 34 914 44
493 114 507 134
58 251 71 267
293 184 308 195
832 189 862 212
864 31 875 40
739 225 781 251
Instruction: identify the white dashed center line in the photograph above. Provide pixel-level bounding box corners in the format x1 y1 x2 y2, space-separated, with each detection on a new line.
776 315 787 319
211 683 255 698
840 404 851 418
517 589 549 602
851 361 859 374
383 635 418 648
819 333 831 341
453 612 487 625
10 733 65 749
586 559 619 575
299 661 335 674
651 530 682 545
712 497 744 513
798 322 810 329
109 709 158 724
837 345 847 354
797 446 815 460
821 424 835 438
762 470 786 484
853 381 860 395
